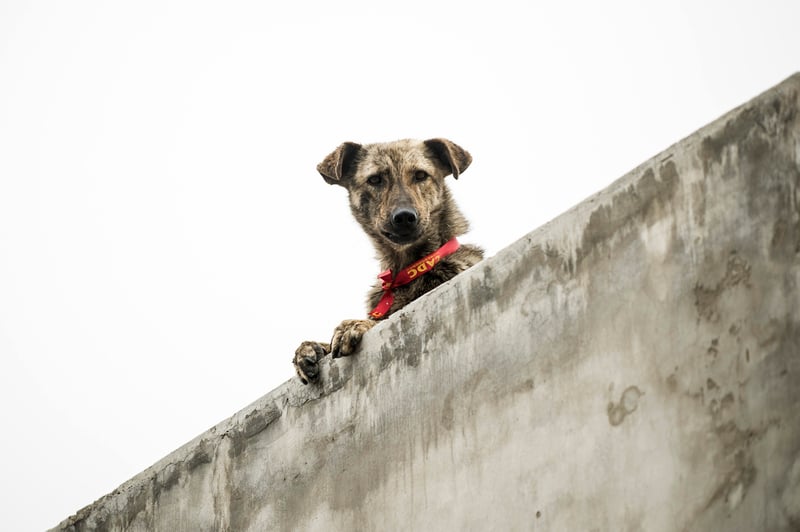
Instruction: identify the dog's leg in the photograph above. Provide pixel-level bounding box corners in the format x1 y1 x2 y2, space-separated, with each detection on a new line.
330 319 376 358
293 319 375 384
293 341 330 385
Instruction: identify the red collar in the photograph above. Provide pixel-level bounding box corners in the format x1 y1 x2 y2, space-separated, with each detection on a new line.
369 237 460 319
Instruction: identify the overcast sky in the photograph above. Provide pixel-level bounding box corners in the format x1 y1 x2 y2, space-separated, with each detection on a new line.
1 1 798 529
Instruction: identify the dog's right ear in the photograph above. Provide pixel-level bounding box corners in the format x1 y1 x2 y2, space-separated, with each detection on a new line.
317 142 362 186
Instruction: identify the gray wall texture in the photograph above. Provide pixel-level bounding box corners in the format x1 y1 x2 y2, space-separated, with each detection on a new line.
54 73 800 531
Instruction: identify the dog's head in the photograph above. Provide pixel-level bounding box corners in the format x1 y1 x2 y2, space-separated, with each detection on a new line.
317 138 472 248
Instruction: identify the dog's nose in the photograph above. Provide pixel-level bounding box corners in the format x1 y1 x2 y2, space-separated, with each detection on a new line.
391 208 419 232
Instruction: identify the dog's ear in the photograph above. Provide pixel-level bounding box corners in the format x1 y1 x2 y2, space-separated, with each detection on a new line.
317 142 362 185
424 138 472 179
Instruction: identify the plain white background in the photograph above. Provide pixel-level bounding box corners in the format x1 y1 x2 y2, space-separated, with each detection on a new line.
1 1 798 529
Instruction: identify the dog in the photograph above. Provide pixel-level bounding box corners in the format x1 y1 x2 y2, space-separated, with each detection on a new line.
293 138 483 384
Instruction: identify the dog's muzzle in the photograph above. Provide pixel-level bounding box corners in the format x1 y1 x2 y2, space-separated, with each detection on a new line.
382 207 420 244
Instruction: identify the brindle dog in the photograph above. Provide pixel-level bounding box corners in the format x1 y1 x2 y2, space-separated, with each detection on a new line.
293 138 483 384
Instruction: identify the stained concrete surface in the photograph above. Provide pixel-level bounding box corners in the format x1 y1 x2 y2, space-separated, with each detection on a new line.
54 73 800 531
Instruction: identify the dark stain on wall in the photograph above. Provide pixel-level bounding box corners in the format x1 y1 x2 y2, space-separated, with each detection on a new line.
607 386 644 426
578 160 680 267
694 251 751 323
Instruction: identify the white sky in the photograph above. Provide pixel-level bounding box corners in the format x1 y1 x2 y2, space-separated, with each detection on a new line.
1 1 798 529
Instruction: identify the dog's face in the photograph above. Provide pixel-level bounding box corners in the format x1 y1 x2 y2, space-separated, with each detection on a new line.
317 138 472 249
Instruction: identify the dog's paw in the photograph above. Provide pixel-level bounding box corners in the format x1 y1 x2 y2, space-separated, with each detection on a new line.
330 319 376 358
293 341 330 385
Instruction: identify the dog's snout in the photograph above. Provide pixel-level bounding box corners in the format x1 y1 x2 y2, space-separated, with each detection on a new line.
391 208 419 232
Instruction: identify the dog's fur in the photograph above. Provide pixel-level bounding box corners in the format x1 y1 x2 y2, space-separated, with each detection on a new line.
293 138 483 384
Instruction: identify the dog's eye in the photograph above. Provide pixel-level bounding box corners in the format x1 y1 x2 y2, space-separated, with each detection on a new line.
367 174 383 186
413 171 429 182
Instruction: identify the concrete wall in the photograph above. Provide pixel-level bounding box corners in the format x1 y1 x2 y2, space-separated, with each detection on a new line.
54 73 800 532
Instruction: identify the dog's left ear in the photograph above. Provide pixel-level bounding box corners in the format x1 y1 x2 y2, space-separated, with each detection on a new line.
424 138 472 179
317 142 362 186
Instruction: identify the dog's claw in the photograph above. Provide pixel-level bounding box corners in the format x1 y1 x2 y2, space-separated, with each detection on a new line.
293 341 329 385
296 358 318 385
330 319 376 359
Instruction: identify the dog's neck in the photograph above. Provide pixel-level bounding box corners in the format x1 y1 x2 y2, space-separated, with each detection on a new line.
378 240 453 274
